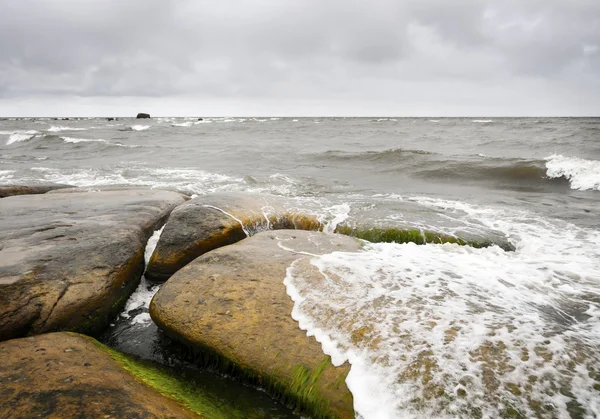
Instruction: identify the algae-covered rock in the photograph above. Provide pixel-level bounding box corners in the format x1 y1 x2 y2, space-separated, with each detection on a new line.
0 332 198 418
0 188 187 341
335 223 515 251
146 192 322 281
0 183 72 198
150 230 362 418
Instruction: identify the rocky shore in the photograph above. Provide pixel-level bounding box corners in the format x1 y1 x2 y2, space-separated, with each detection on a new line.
0 185 516 418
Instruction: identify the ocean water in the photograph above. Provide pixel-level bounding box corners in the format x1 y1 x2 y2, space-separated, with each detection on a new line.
1 117 599 417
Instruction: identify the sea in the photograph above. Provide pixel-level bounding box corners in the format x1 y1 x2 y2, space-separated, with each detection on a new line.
1 117 599 418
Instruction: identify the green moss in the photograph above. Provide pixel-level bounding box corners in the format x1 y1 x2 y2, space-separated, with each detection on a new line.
84 335 256 419
152 324 345 419
334 226 504 249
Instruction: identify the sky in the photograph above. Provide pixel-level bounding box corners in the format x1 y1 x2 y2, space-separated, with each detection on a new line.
0 0 598 116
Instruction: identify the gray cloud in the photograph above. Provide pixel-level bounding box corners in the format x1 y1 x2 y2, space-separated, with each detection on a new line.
0 0 598 115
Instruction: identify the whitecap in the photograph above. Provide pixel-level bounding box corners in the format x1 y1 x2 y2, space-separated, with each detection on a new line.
5 130 39 145
131 125 150 131
472 119 493 123
47 126 88 132
61 136 107 144
545 154 600 191
171 121 193 128
194 120 213 124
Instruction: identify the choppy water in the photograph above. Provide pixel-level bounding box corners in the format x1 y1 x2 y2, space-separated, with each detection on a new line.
2 117 599 417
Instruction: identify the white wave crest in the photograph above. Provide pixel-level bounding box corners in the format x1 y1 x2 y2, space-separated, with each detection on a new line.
61 136 107 144
131 125 150 131
6 130 39 145
171 121 193 127
285 198 600 418
472 119 493 123
545 154 600 191
48 126 88 132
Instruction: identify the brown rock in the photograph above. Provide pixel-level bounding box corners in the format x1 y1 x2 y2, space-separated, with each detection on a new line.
0 332 198 418
0 188 187 341
146 192 322 281
150 230 362 418
0 183 72 198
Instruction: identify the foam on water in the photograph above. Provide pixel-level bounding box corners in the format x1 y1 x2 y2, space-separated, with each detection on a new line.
61 136 107 144
0 169 15 180
131 125 150 131
171 121 193 127
47 126 88 132
545 154 600 191
472 120 493 123
120 226 165 323
3 130 39 145
285 198 600 418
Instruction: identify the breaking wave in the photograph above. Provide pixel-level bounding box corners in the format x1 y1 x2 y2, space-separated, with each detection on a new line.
47 126 88 132
285 198 600 418
545 154 600 191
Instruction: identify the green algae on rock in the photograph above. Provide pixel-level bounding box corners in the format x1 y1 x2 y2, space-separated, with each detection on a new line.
335 225 515 251
145 192 322 281
0 332 199 418
150 230 361 418
0 188 187 341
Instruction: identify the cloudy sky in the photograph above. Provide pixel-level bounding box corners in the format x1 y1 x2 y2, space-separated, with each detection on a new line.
0 0 598 116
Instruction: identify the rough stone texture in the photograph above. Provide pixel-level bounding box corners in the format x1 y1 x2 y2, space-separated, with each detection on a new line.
150 230 362 418
0 332 198 418
136 112 151 119
146 192 322 281
0 183 71 198
0 188 187 341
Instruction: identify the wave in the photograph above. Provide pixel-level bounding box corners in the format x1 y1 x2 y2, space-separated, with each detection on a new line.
286 199 600 418
47 126 88 132
131 125 150 131
4 130 39 145
545 154 600 191
171 121 193 128
61 136 107 144
472 119 493 123
416 158 571 190
317 148 434 164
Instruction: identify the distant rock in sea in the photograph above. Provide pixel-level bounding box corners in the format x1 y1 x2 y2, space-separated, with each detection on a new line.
197 117 203 121
136 113 151 119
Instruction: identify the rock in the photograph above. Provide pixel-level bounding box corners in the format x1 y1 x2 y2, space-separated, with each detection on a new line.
146 192 322 281
150 230 362 418
0 183 72 198
0 332 197 418
136 113 151 119
106 117 115 121
0 188 187 341
335 223 515 251
197 117 203 121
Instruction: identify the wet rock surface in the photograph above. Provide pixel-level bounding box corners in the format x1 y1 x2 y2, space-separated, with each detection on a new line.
0 183 72 198
0 188 187 341
150 230 363 418
0 332 198 418
146 193 322 281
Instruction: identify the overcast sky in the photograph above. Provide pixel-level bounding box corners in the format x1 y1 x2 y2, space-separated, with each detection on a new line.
0 0 598 116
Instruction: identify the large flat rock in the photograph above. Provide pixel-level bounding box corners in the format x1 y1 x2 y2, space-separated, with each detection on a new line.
0 188 187 341
0 183 72 198
146 192 322 281
0 332 198 418
150 230 362 418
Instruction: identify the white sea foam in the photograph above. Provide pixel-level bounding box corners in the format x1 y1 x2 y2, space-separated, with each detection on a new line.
545 154 600 191
6 130 39 145
131 125 150 131
120 226 165 322
472 119 493 123
429 119 440 123
0 169 15 180
194 119 213 124
47 126 88 132
171 121 193 127
61 136 107 144
285 198 600 418
317 203 351 234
